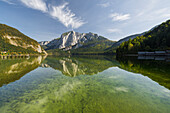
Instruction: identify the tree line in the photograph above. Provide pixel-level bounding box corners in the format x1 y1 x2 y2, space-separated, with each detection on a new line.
117 20 170 55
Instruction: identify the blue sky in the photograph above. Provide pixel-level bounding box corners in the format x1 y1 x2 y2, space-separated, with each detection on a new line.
0 0 170 41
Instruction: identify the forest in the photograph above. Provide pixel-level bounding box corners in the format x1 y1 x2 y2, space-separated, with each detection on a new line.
116 20 170 55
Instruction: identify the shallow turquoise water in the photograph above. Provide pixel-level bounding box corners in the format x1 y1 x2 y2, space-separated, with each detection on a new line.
0 56 170 113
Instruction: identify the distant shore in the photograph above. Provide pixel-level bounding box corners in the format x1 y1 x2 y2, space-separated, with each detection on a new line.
0 54 47 59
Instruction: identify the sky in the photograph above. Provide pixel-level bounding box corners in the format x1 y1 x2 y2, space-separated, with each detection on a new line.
0 0 170 41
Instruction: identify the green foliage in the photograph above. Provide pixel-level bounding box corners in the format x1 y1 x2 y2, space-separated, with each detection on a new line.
71 39 115 55
0 24 39 46
117 19 170 55
0 24 42 54
46 49 70 56
0 37 39 54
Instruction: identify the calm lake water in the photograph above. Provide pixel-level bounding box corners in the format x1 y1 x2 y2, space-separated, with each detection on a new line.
0 55 170 113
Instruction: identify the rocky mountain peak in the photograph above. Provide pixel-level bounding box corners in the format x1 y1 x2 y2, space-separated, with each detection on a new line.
45 31 107 51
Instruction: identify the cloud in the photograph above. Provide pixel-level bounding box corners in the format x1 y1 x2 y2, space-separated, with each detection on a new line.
110 13 130 21
18 0 85 29
20 0 47 12
98 2 110 8
107 28 122 33
49 2 86 29
1 0 15 4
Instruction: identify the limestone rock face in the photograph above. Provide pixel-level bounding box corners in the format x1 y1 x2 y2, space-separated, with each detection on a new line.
0 23 47 54
46 31 103 50
4 35 47 54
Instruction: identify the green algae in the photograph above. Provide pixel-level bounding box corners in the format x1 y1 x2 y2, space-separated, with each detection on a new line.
0 56 170 113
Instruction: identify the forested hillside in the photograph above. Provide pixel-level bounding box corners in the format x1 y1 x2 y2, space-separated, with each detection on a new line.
117 20 170 54
71 38 115 55
0 24 46 54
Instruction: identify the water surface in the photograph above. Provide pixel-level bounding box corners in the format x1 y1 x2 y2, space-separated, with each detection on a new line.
0 56 170 113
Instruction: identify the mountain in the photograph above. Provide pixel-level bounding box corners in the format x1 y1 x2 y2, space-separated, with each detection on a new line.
43 31 115 55
38 41 50 50
113 25 158 47
0 24 47 54
104 33 144 54
39 41 50 46
41 56 119 77
0 56 46 87
117 19 170 54
106 25 158 54
112 33 145 47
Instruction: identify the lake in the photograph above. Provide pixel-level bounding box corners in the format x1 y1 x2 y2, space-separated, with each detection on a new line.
0 55 170 113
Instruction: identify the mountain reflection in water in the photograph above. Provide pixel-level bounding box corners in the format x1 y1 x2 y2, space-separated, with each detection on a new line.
41 56 119 77
0 56 46 87
0 55 170 89
117 56 170 89
0 55 170 113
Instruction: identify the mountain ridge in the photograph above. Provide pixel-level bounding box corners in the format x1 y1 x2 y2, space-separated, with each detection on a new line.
0 24 47 54
117 19 170 54
39 31 115 54
110 25 159 48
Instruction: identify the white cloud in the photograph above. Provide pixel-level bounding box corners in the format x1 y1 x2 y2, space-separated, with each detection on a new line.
18 0 85 29
98 2 110 8
1 0 15 4
49 2 85 29
20 0 47 12
110 13 130 21
107 28 122 33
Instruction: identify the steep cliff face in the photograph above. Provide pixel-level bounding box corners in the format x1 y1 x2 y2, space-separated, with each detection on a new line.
0 24 47 54
45 31 113 51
